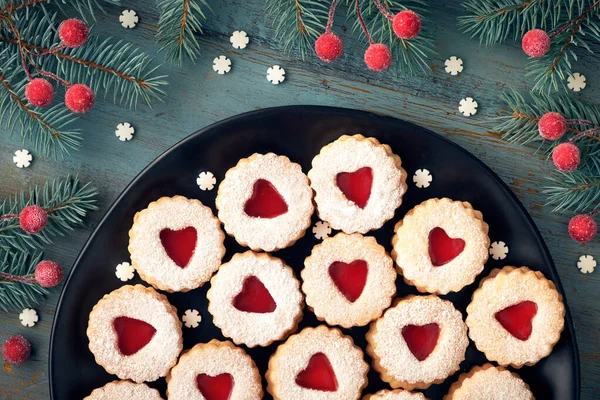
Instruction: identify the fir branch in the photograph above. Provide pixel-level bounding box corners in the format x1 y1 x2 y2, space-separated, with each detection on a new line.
0 0 120 21
544 171 600 213
0 250 48 312
156 0 210 66
266 0 329 60
0 175 98 252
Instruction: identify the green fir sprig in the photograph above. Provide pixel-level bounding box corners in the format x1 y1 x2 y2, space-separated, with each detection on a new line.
0 250 48 312
0 176 98 252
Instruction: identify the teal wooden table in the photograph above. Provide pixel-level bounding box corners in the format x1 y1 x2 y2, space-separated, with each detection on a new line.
1 1 598 399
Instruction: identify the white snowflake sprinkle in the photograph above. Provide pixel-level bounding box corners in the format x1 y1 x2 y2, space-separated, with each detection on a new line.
19 308 38 327
313 221 332 240
119 9 138 28
115 262 135 282
444 56 463 76
213 56 232 75
489 241 509 260
13 149 32 168
567 72 586 92
115 122 135 141
267 65 286 84
459 97 478 117
577 255 595 274
182 309 201 328
413 169 432 188
230 30 249 49
196 171 217 191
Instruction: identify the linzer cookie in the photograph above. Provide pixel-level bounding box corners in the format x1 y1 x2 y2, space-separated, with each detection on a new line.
444 364 534 400
84 380 163 400
364 389 429 400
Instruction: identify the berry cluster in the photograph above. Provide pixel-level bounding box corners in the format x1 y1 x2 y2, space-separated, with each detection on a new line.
23 19 95 114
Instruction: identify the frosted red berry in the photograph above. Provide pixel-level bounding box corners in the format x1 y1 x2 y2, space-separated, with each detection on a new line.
25 78 54 108
59 18 89 48
34 260 64 288
568 214 597 243
19 205 48 234
552 142 580 172
315 33 343 63
522 29 551 58
65 84 95 113
2 335 31 365
538 112 567 140
364 43 392 72
392 10 422 40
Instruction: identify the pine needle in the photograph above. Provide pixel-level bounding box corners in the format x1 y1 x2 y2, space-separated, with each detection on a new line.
0 250 48 312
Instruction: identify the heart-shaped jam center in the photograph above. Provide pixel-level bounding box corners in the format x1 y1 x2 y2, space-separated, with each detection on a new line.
402 323 440 361
495 301 538 341
295 352 338 392
336 167 373 209
112 316 157 356
244 179 288 218
428 227 465 266
196 373 234 400
160 226 197 268
328 260 368 303
233 276 277 313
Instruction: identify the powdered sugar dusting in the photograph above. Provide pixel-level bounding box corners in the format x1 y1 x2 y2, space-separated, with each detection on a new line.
207 251 303 347
216 153 314 251
365 389 427 400
166 340 263 400
308 135 407 234
392 198 490 294
367 295 468 389
267 325 368 399
128 196 225 292
84 380 163 400
466 267 565 367
446 364 533 400
302 233 396 327
87 285 183 383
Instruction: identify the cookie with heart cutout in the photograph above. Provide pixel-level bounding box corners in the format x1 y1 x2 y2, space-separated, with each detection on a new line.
366 295 469 391
391 197 490 294
86 285 183 383
466 266 565 368
266 325 369 400
166 340 263 400
84 380 163 400
216 153 314 252
444 364 534 400
301 232 396 328
364 389 429 400
207 251 303 347
128 195 226 292
308 134 407 234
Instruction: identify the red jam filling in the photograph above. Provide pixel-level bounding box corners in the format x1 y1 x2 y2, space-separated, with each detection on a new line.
295 352 338 392
328 260 368 303
232 276 277 313
112 316 156 356
335 167 373 209
160 226 197 268
401 323 440 361
495 301 538 341
196 373 234 400
244 179 288 218
428 227 465 266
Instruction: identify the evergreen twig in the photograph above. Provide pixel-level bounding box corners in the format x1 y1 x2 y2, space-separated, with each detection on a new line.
0 250 48 312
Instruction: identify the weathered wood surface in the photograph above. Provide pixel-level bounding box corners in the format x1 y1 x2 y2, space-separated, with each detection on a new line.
0 0 598 398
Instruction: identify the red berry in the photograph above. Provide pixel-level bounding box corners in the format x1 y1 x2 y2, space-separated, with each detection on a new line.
2 335 31 365
568 214 597 243
522 29 551 58
25 78 54 108
392 10 422 40
19 205 48 234
552 142 580 172
315 33 343 63
35 260 63 288
59 18 89 48
364 43 392 72
65 84 94 113
538 112 567 140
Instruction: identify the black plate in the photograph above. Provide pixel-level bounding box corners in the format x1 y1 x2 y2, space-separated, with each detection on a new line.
50 106 580 399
